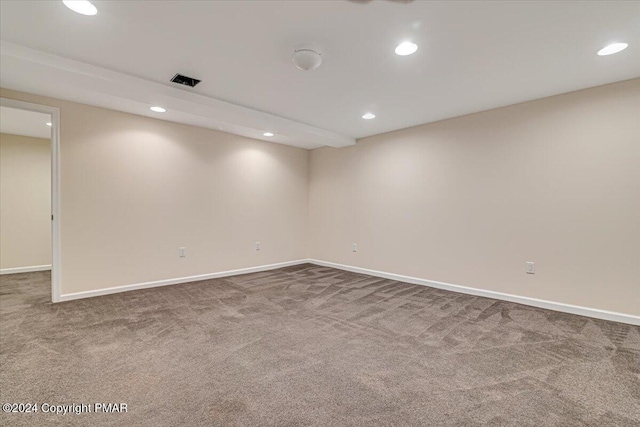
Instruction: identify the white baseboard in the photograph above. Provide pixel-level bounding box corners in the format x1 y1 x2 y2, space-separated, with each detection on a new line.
58 259 309 302
0 265 51 275
55 258 639 325
307 259 640 326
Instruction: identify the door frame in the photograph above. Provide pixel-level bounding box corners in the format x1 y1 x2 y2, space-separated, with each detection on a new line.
1 97 61 302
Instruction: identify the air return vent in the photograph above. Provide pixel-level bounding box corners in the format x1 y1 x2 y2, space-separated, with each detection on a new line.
170 73 201 87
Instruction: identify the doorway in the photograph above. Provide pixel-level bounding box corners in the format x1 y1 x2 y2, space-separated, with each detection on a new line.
0 98 60 302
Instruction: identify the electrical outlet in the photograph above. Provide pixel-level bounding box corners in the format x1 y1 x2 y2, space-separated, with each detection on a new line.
179 247 186 257
255 241 261 251
526 261 535 274
352 243 357 253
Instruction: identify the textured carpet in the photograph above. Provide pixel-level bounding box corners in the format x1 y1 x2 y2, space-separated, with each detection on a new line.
1 264 639 426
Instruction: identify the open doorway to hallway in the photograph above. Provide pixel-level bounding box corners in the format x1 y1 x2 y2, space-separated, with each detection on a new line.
0 106 52 296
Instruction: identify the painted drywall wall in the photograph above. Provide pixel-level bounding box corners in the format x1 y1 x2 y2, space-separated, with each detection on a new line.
310 79 640 316
0 89 309 295
3 80 638 316
0 133 51 270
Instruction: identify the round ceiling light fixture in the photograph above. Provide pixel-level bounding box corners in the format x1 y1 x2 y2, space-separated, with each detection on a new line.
263 132 274 137
362 113 376 120
150 106 166 113
395 41 418 56
597 42 628 56
292 49 322 71
62 0 98 16
46 122 52 127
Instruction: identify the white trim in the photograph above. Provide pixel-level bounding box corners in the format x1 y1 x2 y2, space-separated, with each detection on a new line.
0 265 52 275
0 98 61 303
58 260 309 302
307 259 640 326
39 253 640 325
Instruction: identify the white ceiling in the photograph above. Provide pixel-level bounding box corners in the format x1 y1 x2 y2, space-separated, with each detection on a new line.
0 106 51 139
1 1 638 149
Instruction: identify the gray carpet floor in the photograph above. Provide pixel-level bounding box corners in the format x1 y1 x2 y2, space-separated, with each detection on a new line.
1 264 639 426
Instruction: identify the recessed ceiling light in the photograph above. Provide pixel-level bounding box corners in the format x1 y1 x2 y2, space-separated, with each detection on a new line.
362 113 376 120
62 0 98 16
46 122 52 127
263 132 274 137
150 106 166 113
597 42 629 56
395 41 418 56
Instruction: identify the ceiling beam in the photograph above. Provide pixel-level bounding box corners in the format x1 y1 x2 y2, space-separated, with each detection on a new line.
0 42 356 149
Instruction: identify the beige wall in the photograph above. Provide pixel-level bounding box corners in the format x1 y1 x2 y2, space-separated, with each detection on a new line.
310 79 640 316
3 80 638 316
0 89 310 295
0 133 51 269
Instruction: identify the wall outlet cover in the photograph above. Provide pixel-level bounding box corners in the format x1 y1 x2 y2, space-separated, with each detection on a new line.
526 261 535 274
